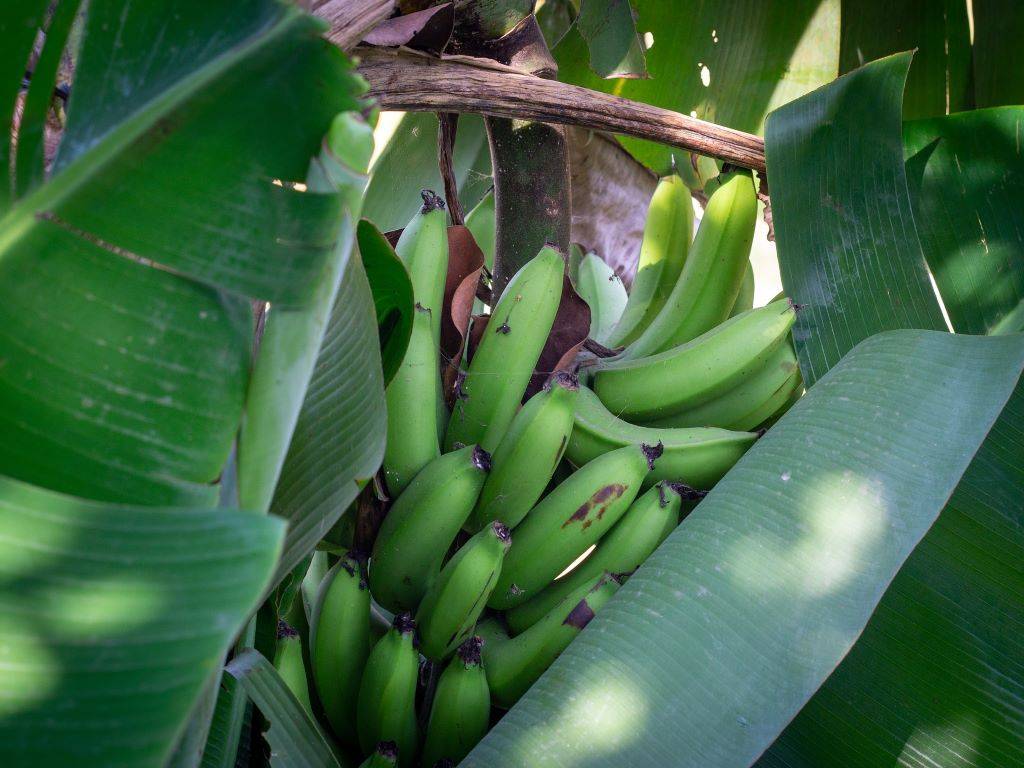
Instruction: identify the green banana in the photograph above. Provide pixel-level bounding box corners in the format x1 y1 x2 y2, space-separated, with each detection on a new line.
383 304 441 495
383 191 449 495
421 637 491 767
622 171 758 359
487 443 657 610
358 741 399 768
729 261 755 317
566 385 758 489
273 621 313 714
644 339 801 431
310 554 370 745
467 372 578 532
416 522 512 659
482 573 622 708
576 251 628 345
444 245 564 453
395 190 449 343
370 445 491 612
758 372 805 429
592 298 796 421
506 482 688 634
356 613 419 765
606 171 693 347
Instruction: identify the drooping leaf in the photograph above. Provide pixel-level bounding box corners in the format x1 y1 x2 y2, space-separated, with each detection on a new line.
762 52 1024 768
226 650 345 768
554 0 841 173
838 0 970 118
904 107 1024 336
467 329 1024 768
971 0 1024 108
357 219 415 386
0 476 284 768
362 111 492 231
575 0 648 79
267 250 387 590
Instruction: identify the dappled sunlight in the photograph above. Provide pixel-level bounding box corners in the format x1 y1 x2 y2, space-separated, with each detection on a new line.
898 711 981 766
728 470 891 599
43 576 167 638
0 618 59 717
512 666 650 765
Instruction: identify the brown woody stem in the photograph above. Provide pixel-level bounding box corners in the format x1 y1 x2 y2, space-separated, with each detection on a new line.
354 47 767 176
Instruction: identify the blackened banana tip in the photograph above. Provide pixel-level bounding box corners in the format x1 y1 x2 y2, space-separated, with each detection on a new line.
549 370 579 391
419 189 446 213
641 441 665 469
376 740 399 760
393 612 416 635
457 635 484 665
666 481 708 501
472 445 492 472
492 520 511 543
276 620 298 640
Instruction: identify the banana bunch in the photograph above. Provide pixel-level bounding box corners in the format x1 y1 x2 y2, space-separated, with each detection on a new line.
286 176 804 764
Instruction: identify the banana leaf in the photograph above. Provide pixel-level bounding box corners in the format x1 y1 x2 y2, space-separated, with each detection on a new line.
0 476 283 767
761 52 1024 768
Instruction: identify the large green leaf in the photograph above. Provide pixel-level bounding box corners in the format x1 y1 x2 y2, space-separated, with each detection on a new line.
467 329 1024 768
0 0 365 506
762 53 1024 768
226 650 345 768
238 116 373 515
838 0 970 118
362 112 492 232
0 476 284 767
971 0 1024 108
766 52 946 381
267 250 387 589
554 0 840 173
904 107 1024 336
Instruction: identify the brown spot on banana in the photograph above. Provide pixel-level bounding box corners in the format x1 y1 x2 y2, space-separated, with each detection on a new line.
561 484 626 529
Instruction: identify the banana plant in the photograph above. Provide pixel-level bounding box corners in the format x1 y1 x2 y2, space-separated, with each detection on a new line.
3 2 1024 768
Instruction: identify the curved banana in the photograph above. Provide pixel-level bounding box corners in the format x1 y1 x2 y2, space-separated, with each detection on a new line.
623 171 758 359
606 171 693 347
416 522 512 659
395 190 449 343
383 304 440 495
421 637 491 767
506 482 684 634
274 621 312 714
592 298 796 421
576 252 628 345
310 554 370 745
487 444 657 610
356 613 419 765
567 385 757 489
359 741 399 768
644 340 801 431
729 261 755 317
444 245 564 453
468 372 578 532
482 573 621 708
370 445 491 612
